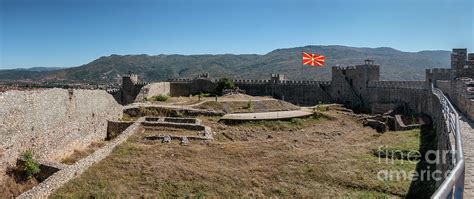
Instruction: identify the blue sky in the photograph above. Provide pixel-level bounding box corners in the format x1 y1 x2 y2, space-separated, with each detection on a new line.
0 0 473 69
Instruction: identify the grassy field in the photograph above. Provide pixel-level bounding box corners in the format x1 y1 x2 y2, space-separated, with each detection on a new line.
51 110 423 198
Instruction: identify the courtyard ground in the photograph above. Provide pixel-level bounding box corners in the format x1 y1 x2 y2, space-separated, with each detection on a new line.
146 93 301 113
51 109 422 198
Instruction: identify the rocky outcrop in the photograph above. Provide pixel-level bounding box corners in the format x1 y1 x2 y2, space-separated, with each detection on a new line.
0 88 122 181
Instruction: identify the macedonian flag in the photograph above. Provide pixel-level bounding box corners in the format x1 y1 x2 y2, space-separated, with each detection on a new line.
302 51 325 66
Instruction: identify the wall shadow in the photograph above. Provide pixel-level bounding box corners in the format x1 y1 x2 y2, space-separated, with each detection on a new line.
405 125 437 198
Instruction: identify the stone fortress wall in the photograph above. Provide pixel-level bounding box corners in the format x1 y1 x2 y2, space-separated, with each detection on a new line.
426 48 474 121
116 49 473 119
367 80 426 89
113 48 473 188
0 89 122 181
235 82 333 106
438 78 474 120
134 82 170 102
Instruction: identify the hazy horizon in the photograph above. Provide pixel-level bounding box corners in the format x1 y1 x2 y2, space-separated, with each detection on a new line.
0 45 456 70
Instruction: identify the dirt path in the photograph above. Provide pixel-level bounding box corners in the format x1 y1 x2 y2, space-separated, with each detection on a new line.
220 110 313 121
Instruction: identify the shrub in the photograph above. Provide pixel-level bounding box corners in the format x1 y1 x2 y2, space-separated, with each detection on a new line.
215 78 235 95
199 92 212 97
290 118 304 126
21 150 40 179
315 101 328 112
150 94 169 102
245 100 253 112
121 113 135 121
411 115 417 124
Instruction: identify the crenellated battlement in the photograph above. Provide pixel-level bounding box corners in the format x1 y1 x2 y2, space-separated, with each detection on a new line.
277 80 331 85
106 88 121 94
169 76 333 86
232 79 331 86
333 65 357 71
233 79 270 84
426 68 453 74
333 60 380 72
134 81 148 87
169 78 195 82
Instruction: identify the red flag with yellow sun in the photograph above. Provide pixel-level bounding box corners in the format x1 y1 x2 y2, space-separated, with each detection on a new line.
302 51 325 66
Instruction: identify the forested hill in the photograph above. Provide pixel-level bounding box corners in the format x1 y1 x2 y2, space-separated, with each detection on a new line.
0 45 451 83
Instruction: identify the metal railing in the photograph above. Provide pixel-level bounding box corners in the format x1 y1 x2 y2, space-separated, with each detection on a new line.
432 87 465 199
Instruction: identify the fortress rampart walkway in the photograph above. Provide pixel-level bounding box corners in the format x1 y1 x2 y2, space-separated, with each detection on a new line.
460 113 474 197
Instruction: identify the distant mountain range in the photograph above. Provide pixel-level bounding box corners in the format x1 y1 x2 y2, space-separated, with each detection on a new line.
18 67 65 72
0 45 451 84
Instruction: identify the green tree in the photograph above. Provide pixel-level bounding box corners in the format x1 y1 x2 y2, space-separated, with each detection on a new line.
215 78 235 95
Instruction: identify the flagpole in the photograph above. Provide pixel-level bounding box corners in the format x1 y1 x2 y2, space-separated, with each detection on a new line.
301 48 304 78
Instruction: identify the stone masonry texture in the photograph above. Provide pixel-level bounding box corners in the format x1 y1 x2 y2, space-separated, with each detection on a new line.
0 88 122 182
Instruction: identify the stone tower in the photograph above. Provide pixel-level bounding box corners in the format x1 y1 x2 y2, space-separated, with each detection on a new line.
121 73 140 104
451 48 468 70
331 59 380 110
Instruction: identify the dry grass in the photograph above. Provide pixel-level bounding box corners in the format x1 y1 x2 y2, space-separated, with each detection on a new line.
0 171 38 198
61 141 106 165
195 100 299 113
51 110 421 198
120 113 137 121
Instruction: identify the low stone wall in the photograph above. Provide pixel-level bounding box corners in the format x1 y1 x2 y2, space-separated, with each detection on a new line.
145 117 200 124
0 89 123 182
15 159 66 182
393 114 424 131
142 121 206 131
141 117 212 139
164 117 198 124
18 118 144 199
106 120 134 140
123 105 225 117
